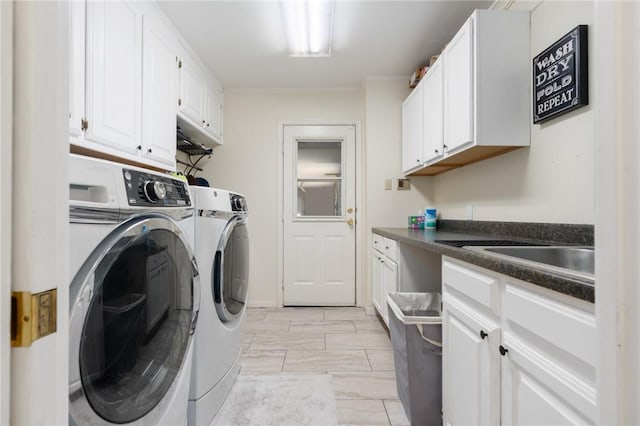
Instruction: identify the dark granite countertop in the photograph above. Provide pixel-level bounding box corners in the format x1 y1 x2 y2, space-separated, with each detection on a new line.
372 220 594 303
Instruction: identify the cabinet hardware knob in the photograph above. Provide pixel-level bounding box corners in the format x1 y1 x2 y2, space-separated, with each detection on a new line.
416 158 420 162
206 123 210 127
435 149 439 154
443 144 448 150
147 148 152 153
480 330 488 340
202 120 206 124
136 145 142 150
499 345 509 356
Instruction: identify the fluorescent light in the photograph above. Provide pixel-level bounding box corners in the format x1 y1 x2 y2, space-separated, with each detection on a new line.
281 0 334 57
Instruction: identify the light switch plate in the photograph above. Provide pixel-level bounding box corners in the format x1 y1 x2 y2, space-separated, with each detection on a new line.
384 179 392 190
397 179 410 190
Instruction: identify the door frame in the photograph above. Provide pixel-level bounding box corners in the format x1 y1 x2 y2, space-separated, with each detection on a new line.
0 1 12 423
277 121 363 308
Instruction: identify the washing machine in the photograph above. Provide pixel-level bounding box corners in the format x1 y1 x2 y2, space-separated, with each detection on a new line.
188 186 249 426
68 154 200 425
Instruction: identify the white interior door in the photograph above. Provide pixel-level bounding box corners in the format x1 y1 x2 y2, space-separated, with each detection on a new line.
283 125 356 306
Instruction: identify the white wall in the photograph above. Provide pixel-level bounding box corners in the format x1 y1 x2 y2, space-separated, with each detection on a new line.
201 88 364 306
430 1 595 224
363 78 434 305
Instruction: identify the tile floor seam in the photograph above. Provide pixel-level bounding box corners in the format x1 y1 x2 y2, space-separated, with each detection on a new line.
364 349 373 371
382 399 393 426
281 349 287 372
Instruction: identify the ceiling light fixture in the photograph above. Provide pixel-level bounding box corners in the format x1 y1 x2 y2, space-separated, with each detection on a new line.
281 0 334 57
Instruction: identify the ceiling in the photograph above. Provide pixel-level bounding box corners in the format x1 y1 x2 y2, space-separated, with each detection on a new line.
158 1 493 89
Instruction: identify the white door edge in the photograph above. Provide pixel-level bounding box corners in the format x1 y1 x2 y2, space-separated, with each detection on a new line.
0 1 12 423
276 120 363 308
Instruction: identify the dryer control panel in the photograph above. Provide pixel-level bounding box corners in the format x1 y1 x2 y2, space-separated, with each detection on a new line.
123 169 191 207
230 193 248 212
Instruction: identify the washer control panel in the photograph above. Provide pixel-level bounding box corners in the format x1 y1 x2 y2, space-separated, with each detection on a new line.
230 193 248 212
123 169 191 207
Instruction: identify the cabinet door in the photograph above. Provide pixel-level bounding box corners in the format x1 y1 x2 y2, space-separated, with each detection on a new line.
501 334 595 425
85 0 142 155
401 82 424 173
443 16 474 154
422 59 444 164
178 58 206 125
371 251 384 317
69 0 85 143
381 258 397 325
204 86 222 141
442 295 500 426
141 14 178 168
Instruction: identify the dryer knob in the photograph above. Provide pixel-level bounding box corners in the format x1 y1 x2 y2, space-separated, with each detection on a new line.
143 180 166 202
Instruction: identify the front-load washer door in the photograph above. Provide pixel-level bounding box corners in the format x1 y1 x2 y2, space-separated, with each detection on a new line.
69 214 200 425
213 215 249 323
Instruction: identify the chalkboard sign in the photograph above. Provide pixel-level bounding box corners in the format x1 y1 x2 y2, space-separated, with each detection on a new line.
533 25 588 124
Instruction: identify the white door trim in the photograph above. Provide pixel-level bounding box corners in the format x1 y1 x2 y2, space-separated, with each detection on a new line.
277 120 363 308
594 1 640 424
0 1 12 423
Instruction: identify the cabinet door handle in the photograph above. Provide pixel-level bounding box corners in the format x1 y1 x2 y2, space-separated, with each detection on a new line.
147 148 152 154
443 144 448 151
434 149 439 154
416 158 420 163
480 330 488 340
499 345 509 356
206 123 210 127
136 145 142 150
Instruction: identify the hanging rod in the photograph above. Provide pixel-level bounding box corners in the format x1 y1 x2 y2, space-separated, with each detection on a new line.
176 158 202 172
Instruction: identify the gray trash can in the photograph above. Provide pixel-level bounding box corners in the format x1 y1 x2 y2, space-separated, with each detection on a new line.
387 292 442 426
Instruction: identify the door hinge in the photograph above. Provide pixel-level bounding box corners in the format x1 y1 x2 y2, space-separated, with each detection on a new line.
11 289 58 347
80 118 88 131
178 98 182 106
178 60 182 69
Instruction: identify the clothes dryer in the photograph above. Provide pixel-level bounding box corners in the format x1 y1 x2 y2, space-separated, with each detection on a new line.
188 186 249 425
68 154 200 425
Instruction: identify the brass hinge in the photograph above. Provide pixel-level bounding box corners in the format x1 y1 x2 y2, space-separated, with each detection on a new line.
178 60 182 69
11 289 58 347
80 118 88 131
178 98 182 106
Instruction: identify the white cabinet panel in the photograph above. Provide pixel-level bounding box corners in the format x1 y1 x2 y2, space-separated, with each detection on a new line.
442 257 596 425
402 82 424 173
205 85 222 140
178 58 206 125
443 16 474 154
423 58 444 164
372 251 384 315
85 0 142 155
381 256 397 325
141 13 178 168
69 0 85 143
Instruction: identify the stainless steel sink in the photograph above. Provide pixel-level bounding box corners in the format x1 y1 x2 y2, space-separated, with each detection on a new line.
466 246 594 282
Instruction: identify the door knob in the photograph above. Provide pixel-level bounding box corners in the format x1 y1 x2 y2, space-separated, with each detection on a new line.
347 208 353 214
346 218 354 226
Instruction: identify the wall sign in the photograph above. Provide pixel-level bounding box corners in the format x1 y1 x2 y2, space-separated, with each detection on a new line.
533 25 588 124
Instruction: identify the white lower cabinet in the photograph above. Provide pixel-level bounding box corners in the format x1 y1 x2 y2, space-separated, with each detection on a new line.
371 233 397 325
442 257 596 425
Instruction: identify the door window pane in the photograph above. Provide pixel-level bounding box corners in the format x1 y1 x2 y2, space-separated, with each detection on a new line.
296 140 343 217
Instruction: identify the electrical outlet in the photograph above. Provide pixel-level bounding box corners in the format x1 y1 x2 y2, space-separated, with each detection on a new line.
397 179 410 190
384 179 392 190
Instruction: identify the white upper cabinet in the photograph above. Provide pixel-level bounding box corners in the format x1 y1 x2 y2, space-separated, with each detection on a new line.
443 17 474 154
403 9 530 176
178 57 207 125
177 53 224 146
205 84 223 141
422 58 444 164
85 0 142 156
69 0 86 144
141 11 179 168
401 81 424 173
69 0 224 170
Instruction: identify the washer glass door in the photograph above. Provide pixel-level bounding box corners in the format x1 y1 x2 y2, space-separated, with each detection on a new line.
213 216 249 322
69 215 199 424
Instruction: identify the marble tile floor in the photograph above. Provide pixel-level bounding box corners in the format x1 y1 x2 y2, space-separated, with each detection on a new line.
239 307 410 426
